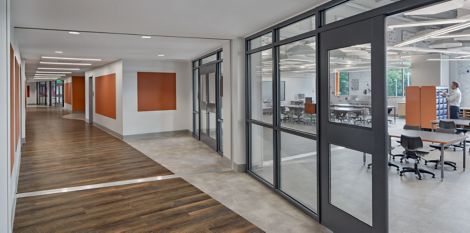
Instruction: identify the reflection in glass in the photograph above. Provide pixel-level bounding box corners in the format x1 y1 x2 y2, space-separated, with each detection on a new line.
279 37 316 134
250 33 273 50
330 144 372 226
280 132 317 212
250 49 273 124
328 43 372 128
251 124 274 184
280 16 316 41
194 69 199 111
324 0 396 24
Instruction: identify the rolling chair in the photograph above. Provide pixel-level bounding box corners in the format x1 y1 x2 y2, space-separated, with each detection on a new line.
391 125 421 161
426 121 458 170
367 137 400 172
399 135 435 180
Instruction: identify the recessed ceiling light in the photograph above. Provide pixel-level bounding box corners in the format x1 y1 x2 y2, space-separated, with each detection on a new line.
68 31 80 35
55 51 64 54
40 61 92 66
36 71 72 74
158 54 165 57
38 67 80 71
141 35 152 39
41 56 102 61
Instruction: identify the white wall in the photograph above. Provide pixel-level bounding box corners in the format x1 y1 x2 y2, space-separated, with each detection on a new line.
26 82 37 105
122 59 192 136
411 54 449 87
450 60 470 107
85 60 124 135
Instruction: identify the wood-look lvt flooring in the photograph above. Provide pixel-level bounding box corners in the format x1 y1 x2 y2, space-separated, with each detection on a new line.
18 108 173 193
14 178 263 233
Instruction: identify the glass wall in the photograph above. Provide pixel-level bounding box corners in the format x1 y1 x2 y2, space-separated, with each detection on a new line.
247 15 318 215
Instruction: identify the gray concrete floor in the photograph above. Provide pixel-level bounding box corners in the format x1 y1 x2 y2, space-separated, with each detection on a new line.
125 119 470 233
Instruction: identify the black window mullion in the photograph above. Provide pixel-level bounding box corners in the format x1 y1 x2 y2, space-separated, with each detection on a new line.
273 28 281 190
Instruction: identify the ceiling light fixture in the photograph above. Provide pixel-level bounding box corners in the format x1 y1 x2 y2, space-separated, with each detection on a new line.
36 71 72 74
40 61 92 66
34 77 59 80
68 31 80 35
388 46 470 55
404 0 465 16
427 58 470 61
54 51 63 54
37 67 80 71
41 56 102 61
388 18 469 30
157 54 165 57
395 21 470 47
433 33 470 39
141 35 152 39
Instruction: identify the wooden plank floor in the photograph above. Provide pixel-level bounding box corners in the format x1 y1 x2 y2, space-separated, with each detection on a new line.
18 108 173 193
14 178 263 233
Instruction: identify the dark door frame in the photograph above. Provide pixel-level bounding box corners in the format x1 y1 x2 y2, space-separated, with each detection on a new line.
199 63 218 151
88 76 93 124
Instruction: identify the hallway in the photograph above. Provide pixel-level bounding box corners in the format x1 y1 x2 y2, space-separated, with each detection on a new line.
14 108 262 232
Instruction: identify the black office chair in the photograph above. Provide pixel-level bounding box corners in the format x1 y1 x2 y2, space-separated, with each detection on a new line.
426 121 458 170
399 135 435 180
387 107 393 124
391 125 421 161
367 137 400 172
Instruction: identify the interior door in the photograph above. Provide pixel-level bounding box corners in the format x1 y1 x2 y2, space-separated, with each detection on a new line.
319 16 388 233
199 64 217 150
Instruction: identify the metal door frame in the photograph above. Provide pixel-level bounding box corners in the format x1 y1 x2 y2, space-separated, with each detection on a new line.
199 63 218 151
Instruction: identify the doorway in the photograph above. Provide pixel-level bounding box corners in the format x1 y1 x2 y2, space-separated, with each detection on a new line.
192 50 223 154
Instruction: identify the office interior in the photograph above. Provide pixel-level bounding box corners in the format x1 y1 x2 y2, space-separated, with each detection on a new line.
3 0 470 233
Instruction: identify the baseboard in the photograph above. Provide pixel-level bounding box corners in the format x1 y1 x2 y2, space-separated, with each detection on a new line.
232 162 247 172
123 130 191 140
92 123 124 140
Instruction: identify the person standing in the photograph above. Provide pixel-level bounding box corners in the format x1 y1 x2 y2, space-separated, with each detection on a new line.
444 81 462 119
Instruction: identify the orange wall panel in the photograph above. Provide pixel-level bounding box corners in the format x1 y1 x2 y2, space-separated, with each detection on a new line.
9 45 14 173
137 72 177 112
72 76 85 112
420 86 437 129
95 73 117 119
64 83 72 104
405 86 421 127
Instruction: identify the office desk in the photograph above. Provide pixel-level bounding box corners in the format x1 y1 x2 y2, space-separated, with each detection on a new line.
431 119 470 129
389 128 467 181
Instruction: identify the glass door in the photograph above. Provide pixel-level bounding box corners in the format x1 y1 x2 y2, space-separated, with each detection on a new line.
199 64 218 150
319 16 388 233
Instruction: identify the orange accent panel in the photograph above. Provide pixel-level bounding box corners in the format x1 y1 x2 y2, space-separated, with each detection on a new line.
64 83 72 104
405 86 421 127
9 45 14 173
15 59 20 149
335 72 340 96
137 72 177 112
420 86 437 129
72 76 85 112
95 73 117 119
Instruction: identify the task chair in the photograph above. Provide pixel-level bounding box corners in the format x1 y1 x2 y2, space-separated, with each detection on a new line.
399 135 436 180
391 125 421 161
367 137 400 172
426 121 458 170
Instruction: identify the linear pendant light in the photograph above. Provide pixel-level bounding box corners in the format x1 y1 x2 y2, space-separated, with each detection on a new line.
36 71 72 74
394 21 470 47
40 61 92 66
41 56 102 61
388 18 469 30
37 67 80 71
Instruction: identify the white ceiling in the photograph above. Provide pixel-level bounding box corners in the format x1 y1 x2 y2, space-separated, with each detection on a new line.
13 0 327 79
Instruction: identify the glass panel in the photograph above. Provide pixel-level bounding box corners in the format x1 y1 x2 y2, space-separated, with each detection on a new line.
208 72 217 140
193 60 199 68
194 69 199 111
330 144 372 226
280 132 317 212
194 113 199 136
325 0 396 24
200 74 208 135
202 54 217 64
279 37 316 134
251 124 274 184
280 16 316 41
250 32 273 50
329 43 372 128
250 49 273 124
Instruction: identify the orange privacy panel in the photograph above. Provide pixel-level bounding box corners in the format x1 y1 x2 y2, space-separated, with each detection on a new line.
420 86 437 129
137 72 177 111
15 59 20 148
9 45 14 173
64 83 72 104
72 76 85 112
405 86 421 127
95 73 117 119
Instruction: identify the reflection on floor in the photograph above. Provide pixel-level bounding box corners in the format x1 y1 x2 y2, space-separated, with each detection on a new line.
254 117 470 233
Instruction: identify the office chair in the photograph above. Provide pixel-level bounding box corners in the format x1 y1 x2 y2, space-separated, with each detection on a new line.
387 107 393 124
426 121 458 170
399 135 435 180
367 137 400 172
391 125 420 161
